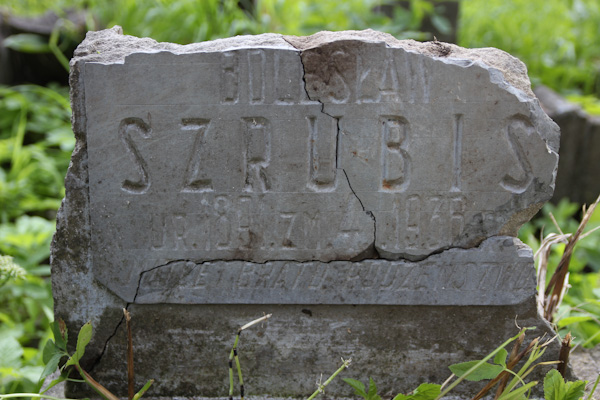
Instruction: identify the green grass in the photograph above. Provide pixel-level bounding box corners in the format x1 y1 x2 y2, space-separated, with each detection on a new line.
0 85 71 394
459 0 600 97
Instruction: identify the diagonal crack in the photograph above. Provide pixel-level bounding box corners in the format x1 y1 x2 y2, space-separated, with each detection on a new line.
89 260 169 372
290 46 378 251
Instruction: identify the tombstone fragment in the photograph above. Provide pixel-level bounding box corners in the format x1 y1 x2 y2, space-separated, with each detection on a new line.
52 27 562 398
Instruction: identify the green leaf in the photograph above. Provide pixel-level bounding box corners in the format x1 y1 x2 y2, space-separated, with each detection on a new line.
494 348 508 368
498 381 537 400
545 369 589 400
343 378 367 398
367 377 381 400
51 319 67 351
392 383 441 400
544 369 586 400
40 352 63 381
545 370 565 400
3 34 51 54
65 321 92 367
410 383 441 400
563 380 587 400
557 316 593 328
42 339 58 364
40 372 68 394
448 360 504 381
431 14 452 35
0 336 23 368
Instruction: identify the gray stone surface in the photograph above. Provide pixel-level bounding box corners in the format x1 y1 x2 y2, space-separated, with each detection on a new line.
52 27 562 398
136 236 535 306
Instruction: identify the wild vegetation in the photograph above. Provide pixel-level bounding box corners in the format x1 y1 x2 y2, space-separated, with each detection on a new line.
1 0 599 396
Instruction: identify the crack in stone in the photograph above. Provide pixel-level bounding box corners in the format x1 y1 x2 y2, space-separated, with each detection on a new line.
89 310 125 373
89 260 163 372
291 46 378 254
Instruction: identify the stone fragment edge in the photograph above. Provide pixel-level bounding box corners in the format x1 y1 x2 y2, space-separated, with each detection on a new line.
74 26 536 103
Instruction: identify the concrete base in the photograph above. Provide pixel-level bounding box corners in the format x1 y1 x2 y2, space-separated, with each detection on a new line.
63 302 560 398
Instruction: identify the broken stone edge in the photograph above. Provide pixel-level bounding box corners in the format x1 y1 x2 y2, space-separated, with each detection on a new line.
72 26 560 154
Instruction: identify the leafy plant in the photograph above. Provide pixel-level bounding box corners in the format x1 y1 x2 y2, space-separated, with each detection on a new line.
519 197 600 348
0 83 71 394
0 85 73 223
343 329 596 400
0 253 52 395
0 319 154 400
544 370 586 400
0 255 26 287
344 377 441 400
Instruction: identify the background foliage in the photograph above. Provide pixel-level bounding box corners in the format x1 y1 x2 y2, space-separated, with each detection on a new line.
0 0 599 394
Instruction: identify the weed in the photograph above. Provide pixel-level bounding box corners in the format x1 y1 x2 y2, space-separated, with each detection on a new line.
519 197 600 348
344 329 598 400
0 317 153 400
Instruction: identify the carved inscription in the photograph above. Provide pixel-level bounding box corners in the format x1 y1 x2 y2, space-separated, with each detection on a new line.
307 115 337 190
451 114 463 192
136 256 534 305
220 52 239 104
248 50 266 104
181 118 212 192
501 116 534 194
85 39 557 274
381 194 466 253
381 116 410 191
220 50 311 106
305 49 432 105
146 193 363 253
243 117 271 192
120 116 152 194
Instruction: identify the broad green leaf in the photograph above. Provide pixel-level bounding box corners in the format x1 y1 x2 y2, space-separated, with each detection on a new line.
393 383 442 400
410 383 441 400
42 339 58 364
563 380 587 400
494 348 508 368
40 352 63 381
544 370 565 400
3 34 51 54
343 378 367 397
543 369 586 400
0 336 23 368
42 339 65 364
65 321 92 367
448 360 504 381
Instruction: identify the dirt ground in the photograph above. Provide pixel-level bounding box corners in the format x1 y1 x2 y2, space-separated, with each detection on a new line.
571 346 600 399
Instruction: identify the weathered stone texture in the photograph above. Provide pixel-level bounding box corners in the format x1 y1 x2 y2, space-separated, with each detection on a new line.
52 27 561 398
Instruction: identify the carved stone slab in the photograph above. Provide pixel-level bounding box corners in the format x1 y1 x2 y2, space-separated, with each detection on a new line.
52 27 562 398
74 28 558 300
